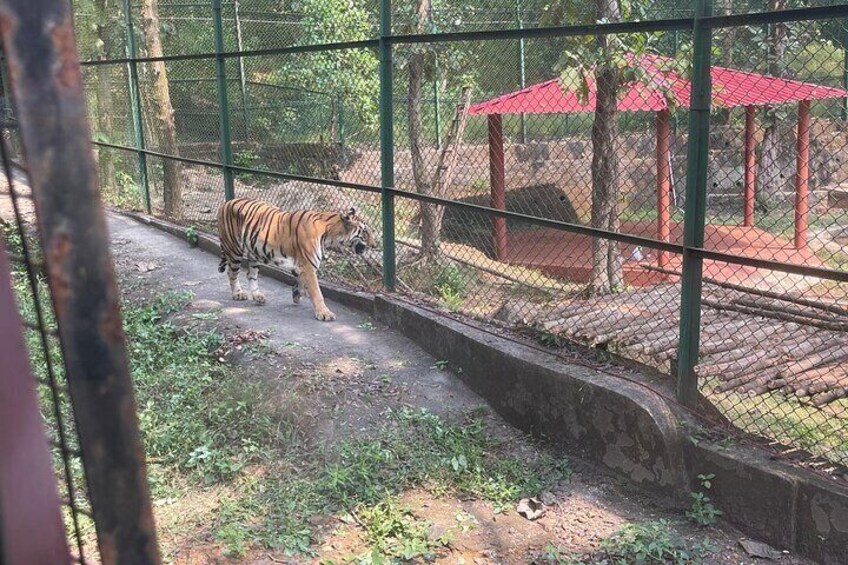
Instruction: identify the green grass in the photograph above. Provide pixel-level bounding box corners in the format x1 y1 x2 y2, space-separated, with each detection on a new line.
539 520 717 565
598 520 716 565
0 224 570 561
704 380 848 468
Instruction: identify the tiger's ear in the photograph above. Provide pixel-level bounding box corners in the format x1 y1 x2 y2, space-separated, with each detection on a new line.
341 207 357 226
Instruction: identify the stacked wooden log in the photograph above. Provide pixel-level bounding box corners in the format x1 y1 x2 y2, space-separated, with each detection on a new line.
537 279 848 406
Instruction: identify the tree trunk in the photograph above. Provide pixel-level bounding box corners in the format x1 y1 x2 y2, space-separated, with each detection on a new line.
757 0 786 213
422 87 473 256
141 0 182 218
589 0 623 294
408 0 439 257
94 0 116 195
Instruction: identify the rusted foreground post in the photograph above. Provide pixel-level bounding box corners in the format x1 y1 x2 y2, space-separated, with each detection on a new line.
488 114 507 260
794 99 810 250
0 0 161 562
0 240 70 564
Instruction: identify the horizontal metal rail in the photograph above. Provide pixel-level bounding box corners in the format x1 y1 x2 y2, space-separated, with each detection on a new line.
96 140 848 282
79 38 380 67
385 16 694 45
703 4 848 28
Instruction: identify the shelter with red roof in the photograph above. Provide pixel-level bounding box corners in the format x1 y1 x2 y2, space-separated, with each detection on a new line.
469 54 848 278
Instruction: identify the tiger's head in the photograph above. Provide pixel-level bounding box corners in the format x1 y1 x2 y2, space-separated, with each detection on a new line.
338 207 376 255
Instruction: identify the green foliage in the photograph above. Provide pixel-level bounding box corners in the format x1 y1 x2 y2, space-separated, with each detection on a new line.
319 406 569 510
537 329 565 349
124 293 285 484
687 473 723 527
185 226 198 248
353 500 449 563
279 0 379 134
431 263 468 310
539 542 582 565
599 520 714 565
207 403 568 556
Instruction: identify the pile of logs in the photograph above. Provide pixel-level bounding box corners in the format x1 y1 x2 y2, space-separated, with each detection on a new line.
537 276 848 406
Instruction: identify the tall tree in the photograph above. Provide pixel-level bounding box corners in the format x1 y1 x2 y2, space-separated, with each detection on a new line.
94 0 116 194
401 0 476 259
406 0 439 257
588 0 624 294
757 0 787 214
546 0 676 294
140 0 182 218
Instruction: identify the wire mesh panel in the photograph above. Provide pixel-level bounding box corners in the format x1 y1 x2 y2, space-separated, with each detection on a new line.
68 0 848 485
692 13 848 469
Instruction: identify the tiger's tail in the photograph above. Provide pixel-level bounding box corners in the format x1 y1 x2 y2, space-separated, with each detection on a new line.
218 255 227 273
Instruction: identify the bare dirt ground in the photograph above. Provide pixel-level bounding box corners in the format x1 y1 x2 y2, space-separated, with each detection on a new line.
104 213 817 564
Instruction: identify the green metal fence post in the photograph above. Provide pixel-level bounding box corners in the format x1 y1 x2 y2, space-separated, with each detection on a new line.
379 0 396 291
123 0 150 213
676 0 713 407
213 0 235 200
516 0 527 144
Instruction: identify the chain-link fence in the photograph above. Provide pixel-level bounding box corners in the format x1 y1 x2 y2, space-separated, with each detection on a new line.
72 0 848 475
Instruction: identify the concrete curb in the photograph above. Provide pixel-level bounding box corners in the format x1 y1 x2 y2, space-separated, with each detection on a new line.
118 211 848 564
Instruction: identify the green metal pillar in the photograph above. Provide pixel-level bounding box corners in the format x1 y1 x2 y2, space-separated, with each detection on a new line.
213 0 235 200
379 0 396 291
676 0 713 407
123 0 150 213
516 0 527 144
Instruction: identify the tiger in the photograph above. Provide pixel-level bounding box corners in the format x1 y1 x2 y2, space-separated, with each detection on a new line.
217 197 376 321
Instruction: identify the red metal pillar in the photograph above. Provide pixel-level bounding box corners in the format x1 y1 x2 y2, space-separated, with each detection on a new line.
743 105 757 227
795 99 810 250
656 109 671 270
488 114 507 260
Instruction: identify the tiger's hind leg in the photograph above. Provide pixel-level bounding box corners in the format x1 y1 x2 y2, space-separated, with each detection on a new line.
226 260 248 301
291 267 304 304
247 262 266 305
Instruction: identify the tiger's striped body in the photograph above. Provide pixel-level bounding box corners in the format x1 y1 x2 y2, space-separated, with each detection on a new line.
217 198 375 321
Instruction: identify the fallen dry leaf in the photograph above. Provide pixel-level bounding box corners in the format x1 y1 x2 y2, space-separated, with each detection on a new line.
516 498 545 520
739 539 782 559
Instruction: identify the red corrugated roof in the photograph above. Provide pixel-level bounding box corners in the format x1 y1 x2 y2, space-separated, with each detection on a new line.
469 54 848 115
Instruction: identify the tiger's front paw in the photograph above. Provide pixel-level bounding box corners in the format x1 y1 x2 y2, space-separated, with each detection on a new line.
252 291 266 305
314 308 336 322
232 290 249 301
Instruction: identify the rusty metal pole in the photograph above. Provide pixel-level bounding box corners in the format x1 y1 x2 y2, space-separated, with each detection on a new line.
0 0 162 562
0 239 70 565
743 105 756 227
656 109 671 271
794 99 810 250
489 114 507 261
